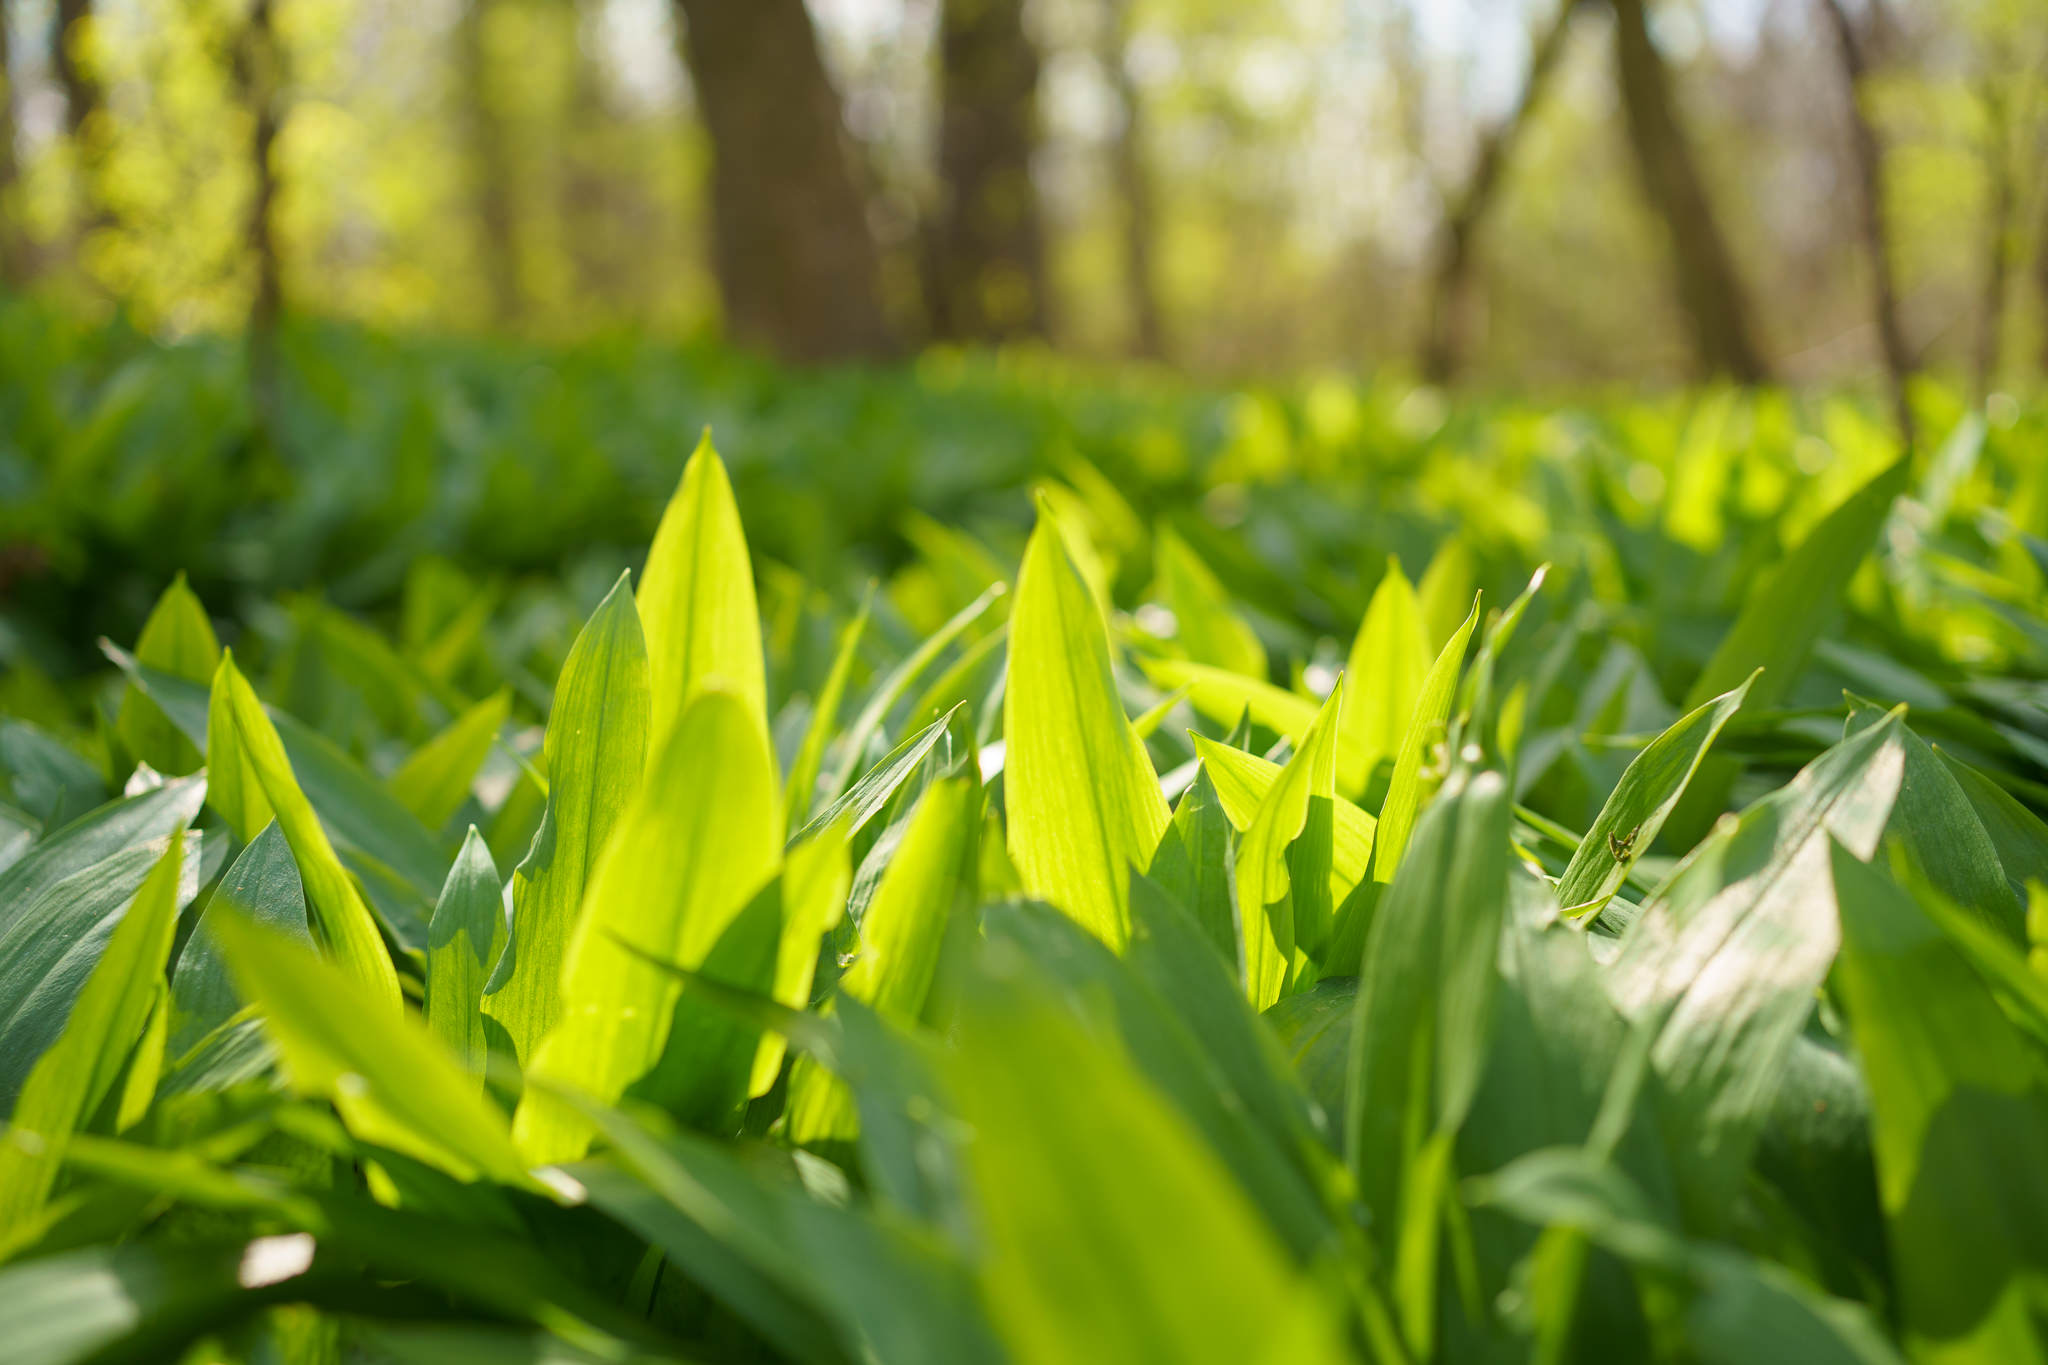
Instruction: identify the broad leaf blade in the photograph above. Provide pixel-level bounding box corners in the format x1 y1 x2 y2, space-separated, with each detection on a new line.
0 837 184 1236
215 914 528 1184
1340 557 1430 795
1609 713 1907 1228
638 433 767 745
517 685 781 1163
1830 843 2048 1365
390 688 511 832
1004 506 1169 949
1557 672 1755 917
787 778 977 1145
427 827 506 1081
1371 595 1482 882
484 573 650 1070
114 573 220 777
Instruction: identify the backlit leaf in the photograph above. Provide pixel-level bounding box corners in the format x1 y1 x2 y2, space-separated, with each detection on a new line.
1004 506 1169 949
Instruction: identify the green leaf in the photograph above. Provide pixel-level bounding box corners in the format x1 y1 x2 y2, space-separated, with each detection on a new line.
1556 671 1755 917
1187 738 1377 907
1903 875 2048 1052
749 822 852 1097
103 641 449 949
1151 525 1266 679
824 584 1005 802
426 827 505 1081
569 1098 1004 1365
1234 681 1341 1008
1846 704 2019 938
1670 456 1910 843
1340 557 1430 795
0 722 104 829
206 653 400 1011
0 837 183 1238
367 1325 666 1365
1829 842 2048 1365
114 573 220 777
796 706 961 844
1004 506 1169 950
484 573 650 1071
389 688 511 832
1346 768 1511 1355
1371 594 1482 882
786 592 871 830
1141 768 1239 971
1416 535 1478 653
946 946 1349 1365
213 913 528 1185
638 432 767 746
0 777 209 1116
1688 459 1909 712
983 899 1336 1262
516 684 781 1163
1138 655 1325 758
0 1240 254 1365
1939 750 2048 909
168 820 312 1061
1608 712 1906 1228
787 778 977 1145
1472 1148 1907 1365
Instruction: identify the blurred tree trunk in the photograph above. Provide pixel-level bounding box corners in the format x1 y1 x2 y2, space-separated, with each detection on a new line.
672 0 892 362
235 0 285 440
51 0 106 243
1102 0 1163 359
2039 151 2048 381
457 0 521 327
1816 0 1913 446
929 0 1046 342
1420 0 1580 385
1972 80 2015 402
562 14 615 317
0 3 25 286
1608 0 1770 384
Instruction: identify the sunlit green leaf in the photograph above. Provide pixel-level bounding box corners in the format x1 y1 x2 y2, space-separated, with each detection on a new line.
0 837 183 1237
1004 505 1169 949
1556 671 1755 917
214 914 528 1185
517 684 780 1163
427 827 505 1081
485 573 649 1071
1830 842 2048 1365
206 653 400 1010
390 688 511 832
114 573 220 777
638 432 767 745
1371 594 1482 882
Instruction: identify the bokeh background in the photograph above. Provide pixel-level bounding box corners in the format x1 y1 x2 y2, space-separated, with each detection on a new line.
0 0 2042 388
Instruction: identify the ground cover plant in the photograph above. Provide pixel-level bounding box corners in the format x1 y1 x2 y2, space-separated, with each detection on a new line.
1 333 2047 1362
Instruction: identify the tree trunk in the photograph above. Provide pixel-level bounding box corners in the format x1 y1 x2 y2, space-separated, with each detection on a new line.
2039 148 2048 381
236 0 285 442
1608 0 1770 384
457 0 521 328
51 0 106 240
1816 0 1913 446
1972 80 2014 402
0 3 25 285
929 0 1046 342
1103 0 1163 359
672 0 892 363
1420 0 1580 385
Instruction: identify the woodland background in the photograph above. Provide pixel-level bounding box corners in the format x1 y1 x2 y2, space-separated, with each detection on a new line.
0 0 2042 394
